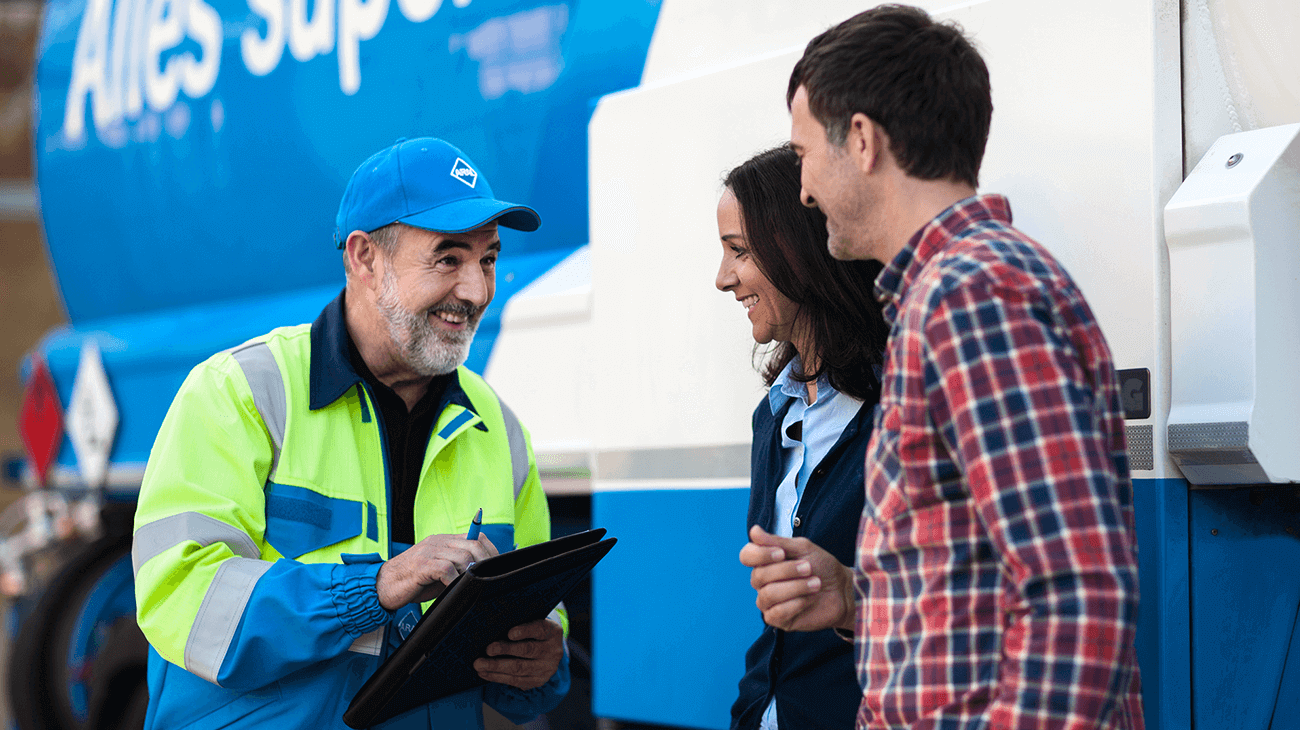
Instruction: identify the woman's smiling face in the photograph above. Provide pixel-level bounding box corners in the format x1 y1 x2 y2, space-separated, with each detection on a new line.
715 188 800 345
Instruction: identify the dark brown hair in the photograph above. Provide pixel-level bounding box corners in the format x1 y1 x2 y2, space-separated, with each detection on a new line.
787 4 992 188
724 145 887 401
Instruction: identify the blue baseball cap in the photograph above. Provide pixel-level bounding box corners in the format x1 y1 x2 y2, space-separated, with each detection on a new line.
334 138 540 248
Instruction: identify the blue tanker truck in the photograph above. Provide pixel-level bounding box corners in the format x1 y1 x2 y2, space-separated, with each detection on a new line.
8 0 657 727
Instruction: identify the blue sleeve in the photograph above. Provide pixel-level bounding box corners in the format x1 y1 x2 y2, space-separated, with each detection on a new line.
483 649 571 724
215 555 392 691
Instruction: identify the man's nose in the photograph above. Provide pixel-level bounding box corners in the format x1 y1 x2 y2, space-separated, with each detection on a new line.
800 188 818 209
456 265 492 307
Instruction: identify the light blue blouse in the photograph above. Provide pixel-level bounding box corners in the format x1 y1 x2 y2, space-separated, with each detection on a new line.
767 357 864 537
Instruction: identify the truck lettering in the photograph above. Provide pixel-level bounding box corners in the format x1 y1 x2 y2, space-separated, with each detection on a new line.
241 0 285 76
64 0 222 144
288 0 334 63
68 0 476 143
182 0 222 98
396 0 440 24
144 0 185 112
337 0 389 95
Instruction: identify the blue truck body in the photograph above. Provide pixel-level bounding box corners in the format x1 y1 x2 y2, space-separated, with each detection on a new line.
31 0 659 472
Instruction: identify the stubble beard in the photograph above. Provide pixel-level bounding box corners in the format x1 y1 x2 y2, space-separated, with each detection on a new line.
376 265 482 376
821 148 873 261
826 222 859 261
825 179 885 264
822 146 878 262
825 206 878 262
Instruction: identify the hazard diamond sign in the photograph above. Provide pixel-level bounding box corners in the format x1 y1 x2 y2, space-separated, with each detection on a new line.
18 356 62 487
66 340 119 488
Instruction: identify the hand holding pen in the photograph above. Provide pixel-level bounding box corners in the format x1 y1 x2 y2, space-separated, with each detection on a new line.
374 507 497 610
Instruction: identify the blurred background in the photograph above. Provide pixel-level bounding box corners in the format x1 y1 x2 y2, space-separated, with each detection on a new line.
2 5 62 727
1 0 63 506
1 6 62 726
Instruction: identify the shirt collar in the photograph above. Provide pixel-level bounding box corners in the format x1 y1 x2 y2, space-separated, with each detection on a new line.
874 193 1013 324
768 356 837 415
308 289 480 419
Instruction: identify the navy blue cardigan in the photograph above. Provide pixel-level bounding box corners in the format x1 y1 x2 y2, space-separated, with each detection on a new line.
731 391 876 730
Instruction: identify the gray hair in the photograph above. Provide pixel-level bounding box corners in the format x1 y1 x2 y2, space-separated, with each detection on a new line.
342 223 404 277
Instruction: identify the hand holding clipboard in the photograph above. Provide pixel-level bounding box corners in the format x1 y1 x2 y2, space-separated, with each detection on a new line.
466 508 564 692
345 528 617 728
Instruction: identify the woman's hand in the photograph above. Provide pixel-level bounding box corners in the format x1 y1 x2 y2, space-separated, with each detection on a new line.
739 524 856 633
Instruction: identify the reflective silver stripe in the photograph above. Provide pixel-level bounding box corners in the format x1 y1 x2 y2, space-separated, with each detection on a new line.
185 557 273 684
231 342 287 480
348 628 384 656
596 444 750 480
499 400 529 500
132 512 261 577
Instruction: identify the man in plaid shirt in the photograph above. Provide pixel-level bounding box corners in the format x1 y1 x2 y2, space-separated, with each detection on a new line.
739 5 1144 728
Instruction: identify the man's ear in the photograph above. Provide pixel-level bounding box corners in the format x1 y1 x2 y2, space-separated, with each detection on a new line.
345 231 380 288
846 112 887 175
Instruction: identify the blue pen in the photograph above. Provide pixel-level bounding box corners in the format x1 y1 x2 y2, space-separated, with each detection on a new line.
466 508 483 541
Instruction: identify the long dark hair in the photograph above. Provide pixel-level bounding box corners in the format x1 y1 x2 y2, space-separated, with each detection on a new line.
723 144 888 401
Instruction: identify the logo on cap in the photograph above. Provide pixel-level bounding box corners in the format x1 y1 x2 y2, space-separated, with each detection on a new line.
450 158 478 188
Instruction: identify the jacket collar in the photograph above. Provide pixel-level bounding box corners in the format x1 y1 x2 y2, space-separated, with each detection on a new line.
308 290 480 421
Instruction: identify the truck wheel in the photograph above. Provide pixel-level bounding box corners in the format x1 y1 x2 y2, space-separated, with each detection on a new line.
7 533 140 730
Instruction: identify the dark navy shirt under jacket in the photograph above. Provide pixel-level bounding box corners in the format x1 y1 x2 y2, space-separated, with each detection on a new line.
346 337 451 545
731 390 877 730
309 291 473 545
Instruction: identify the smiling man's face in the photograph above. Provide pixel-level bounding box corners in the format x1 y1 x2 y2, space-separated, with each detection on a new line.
789 85 878 262
374 223 499 376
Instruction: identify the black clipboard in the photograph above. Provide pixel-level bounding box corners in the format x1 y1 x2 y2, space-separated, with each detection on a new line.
343 528 616 728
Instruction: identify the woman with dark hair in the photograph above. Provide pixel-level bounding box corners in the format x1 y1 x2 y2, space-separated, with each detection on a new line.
715 144 888 730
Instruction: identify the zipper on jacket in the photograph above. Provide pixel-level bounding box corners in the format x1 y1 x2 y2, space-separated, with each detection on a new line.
357 381 396 657
356 382 393 557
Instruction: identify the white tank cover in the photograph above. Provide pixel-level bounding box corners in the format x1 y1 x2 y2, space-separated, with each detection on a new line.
1165 122 1300 485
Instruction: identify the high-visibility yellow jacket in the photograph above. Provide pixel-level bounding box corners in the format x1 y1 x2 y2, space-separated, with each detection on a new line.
132 294 567 729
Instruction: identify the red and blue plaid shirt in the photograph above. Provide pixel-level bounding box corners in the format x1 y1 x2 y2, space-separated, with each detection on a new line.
856 195 1143 729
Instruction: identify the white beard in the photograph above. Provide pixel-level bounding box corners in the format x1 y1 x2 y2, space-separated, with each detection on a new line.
375 265 481 376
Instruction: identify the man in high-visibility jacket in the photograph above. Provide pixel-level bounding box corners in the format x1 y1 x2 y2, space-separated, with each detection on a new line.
132 137 568 729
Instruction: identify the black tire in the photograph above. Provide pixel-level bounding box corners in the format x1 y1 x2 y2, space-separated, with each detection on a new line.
83 617 149 730
7 532 142 730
